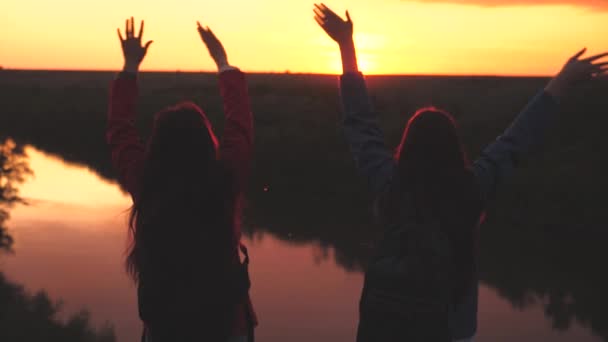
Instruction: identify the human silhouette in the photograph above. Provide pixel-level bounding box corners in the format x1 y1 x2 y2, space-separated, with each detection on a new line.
107 17 256 342
314 3 608 342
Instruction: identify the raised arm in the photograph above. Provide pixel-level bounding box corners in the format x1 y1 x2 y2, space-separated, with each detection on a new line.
107 17 153 200
474 48 608 203
197 22 253 193
314 4 394 194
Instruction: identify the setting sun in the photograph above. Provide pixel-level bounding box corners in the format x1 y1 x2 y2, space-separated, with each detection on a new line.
322 33 384 74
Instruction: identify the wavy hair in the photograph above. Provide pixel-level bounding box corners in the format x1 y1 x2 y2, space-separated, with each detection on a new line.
126 102 238 284
385 107 484 303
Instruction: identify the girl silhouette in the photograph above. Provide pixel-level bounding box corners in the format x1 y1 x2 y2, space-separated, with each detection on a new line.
108 17 257 342
314 4 607 341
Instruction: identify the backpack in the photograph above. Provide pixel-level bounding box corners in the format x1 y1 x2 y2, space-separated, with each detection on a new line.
357 203 454 342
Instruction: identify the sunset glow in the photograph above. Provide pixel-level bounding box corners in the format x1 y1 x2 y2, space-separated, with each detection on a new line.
18 147 130 208
1 0 608 75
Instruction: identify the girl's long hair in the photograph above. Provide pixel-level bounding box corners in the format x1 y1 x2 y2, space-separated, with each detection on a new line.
126 102 238 285
384 107 484 303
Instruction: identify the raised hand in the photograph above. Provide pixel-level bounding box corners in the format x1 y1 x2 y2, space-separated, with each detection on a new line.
313 3 358 73
546 48 608 99
197 22 229 70
313 3 353 46
117 17 153 73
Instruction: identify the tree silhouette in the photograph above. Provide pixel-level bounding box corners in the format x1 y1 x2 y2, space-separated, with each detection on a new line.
0 272 116 342
0 139 31 252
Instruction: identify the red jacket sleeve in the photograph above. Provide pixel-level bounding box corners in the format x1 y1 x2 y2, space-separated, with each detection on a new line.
218 70 254 194
106 75 145 201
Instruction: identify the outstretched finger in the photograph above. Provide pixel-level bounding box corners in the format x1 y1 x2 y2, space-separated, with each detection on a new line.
117 28 124 42
208 28 223 46
138 20 144 40
346 10 351 23
317 3 331 15
204 27 215 41
130 17 135 38
313 7 326 20
320 3 339 19
200 25 209 34
197 22 204 36
593 62 608 69
207 27 218 39
583 52 608 63
125 19 130 38
314 15 325 27
571 48 587 60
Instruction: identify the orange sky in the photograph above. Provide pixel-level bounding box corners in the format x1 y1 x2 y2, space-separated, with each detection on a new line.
1 0 607 75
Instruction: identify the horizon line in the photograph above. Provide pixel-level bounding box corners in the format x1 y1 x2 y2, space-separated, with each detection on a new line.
0 67 554 78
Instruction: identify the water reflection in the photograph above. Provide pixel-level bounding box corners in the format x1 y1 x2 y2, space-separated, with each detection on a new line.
0 145 602 342
17 147 131 208
0 142 116 342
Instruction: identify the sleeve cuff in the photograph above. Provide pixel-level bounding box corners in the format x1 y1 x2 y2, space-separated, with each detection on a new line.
340 72 367 97
117 71 137 80
340 71 364 81
219 65 240 73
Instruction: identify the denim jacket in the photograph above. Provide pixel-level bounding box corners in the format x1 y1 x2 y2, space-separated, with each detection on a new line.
340 72 558 339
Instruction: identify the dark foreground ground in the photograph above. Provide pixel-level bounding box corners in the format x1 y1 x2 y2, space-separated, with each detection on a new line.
0 70 607 340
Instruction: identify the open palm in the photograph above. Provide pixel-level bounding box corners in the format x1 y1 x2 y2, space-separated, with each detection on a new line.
559 48 608 81
314 3 353 45
117 17 153 72
197 22 228 69
546 48 608 99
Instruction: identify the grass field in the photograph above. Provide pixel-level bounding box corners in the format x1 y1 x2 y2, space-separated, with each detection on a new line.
1 70 608 340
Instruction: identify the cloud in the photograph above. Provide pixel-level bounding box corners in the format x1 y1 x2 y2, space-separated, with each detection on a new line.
404 0 608 9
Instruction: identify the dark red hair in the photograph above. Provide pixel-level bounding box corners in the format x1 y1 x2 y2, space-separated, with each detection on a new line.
385 107 484 303
127 102 237 283
126 101 245 342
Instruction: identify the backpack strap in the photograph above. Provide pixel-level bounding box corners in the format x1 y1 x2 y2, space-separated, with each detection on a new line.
239 242 255 342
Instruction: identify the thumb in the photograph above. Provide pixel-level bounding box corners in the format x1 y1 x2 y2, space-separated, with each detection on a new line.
345 10 352 23
144 40 153 52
